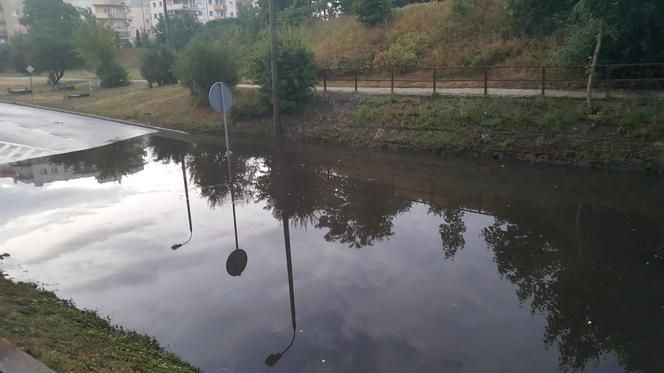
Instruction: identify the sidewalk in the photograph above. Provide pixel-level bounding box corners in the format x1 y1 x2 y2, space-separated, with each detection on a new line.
0 337 54 373
0 102 156 164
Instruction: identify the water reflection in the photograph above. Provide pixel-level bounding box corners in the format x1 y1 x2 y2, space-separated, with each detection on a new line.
2 134 664 372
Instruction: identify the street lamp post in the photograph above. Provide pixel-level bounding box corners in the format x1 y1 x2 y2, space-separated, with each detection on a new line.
171 154 193 250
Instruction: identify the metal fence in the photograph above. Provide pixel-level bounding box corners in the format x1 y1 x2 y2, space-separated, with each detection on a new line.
320 63 664 96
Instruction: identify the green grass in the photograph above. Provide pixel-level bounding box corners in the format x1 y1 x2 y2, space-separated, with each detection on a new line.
0 274 199 372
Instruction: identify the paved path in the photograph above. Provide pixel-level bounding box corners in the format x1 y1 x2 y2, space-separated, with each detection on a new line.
4 77 660 99
0 103 155 165
0 337 54 373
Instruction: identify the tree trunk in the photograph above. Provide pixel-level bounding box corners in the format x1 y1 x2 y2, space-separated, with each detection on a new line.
586 21 604 112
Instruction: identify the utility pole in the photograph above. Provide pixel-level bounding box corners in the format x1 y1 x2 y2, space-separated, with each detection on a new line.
162 0 170 46
268 0 281 137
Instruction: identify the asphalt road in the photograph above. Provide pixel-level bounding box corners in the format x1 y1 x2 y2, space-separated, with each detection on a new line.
0 103 155 165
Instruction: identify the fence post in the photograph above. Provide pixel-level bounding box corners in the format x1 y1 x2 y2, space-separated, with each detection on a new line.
541 66 546 97
483 67 488 96
354 69 358 93
323 70 327 93
390 70 395 94
433 68 437 94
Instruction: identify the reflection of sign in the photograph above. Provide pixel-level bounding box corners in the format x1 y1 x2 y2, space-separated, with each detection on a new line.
26 65 34 74
208 82 233 113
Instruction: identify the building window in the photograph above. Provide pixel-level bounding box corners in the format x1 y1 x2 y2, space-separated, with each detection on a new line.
230 11 234 17
209 10 213 16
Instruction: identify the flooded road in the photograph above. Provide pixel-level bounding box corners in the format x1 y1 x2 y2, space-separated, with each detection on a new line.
1 134 663 373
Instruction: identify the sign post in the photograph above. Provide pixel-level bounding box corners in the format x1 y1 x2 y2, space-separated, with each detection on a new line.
26 65 34 100
209 82 246 276
208 81 234 154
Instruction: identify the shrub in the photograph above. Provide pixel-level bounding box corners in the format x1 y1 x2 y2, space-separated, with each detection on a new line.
140 46 177 87
174 39 239 97
97 63 129 88
353 0 393 27
248 30 319 114
230 90 271 121
373 32 431 71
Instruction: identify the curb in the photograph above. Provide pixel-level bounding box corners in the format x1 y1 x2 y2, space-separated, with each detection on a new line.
0 337 54 373
0 99 189 135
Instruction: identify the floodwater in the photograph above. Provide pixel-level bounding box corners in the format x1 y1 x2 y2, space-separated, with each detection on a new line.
1 134 663 373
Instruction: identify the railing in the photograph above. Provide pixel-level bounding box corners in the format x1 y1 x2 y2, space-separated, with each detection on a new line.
319 63 664 97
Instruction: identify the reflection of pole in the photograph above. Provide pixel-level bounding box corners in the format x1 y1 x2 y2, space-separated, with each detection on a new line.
265 215 297 367
162 0 170 46
227 146 240 252
283 216 296 331
172 154 193 250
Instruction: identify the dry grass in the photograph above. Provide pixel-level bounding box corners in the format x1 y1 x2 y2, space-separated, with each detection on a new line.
304 0 561 70
0 80 223 133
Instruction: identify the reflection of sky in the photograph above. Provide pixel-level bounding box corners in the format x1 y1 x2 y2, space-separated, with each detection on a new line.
0 152 622 373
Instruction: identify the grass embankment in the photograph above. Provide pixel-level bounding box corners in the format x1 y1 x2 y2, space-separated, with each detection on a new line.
0 273 198 372
305 1 558 69
2 80 662 171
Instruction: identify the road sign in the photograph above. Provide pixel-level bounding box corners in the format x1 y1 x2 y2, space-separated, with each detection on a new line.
208 82 233 113
26 65 34 74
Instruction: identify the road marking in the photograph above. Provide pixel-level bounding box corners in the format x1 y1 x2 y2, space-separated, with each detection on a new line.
0 140 54 164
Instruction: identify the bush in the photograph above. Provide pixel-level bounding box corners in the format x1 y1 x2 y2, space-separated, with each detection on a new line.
230 90 271 121
353 0 392 27
174 39 239 97
373 32 431 70
97 63 129 88
249 31 319 114
140 46 177 87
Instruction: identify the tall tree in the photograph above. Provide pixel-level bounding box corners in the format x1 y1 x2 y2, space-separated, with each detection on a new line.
20 0 81 85
153 12 201 50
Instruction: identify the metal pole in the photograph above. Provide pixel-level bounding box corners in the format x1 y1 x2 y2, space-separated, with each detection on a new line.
390 70 394 94
354 70 358 93
268 0 281 137
541 66 546 97
433 68 437 94
29 73 33 100
323 70 327 92
483 67 488 96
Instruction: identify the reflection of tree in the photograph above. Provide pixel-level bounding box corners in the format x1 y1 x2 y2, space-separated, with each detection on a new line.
253 153 329 226
429 207 466 259
482 210 664 373
52 138 146 183
316 178 411 248
149 136 193 165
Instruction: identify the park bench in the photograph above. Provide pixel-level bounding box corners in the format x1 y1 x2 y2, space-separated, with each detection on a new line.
65 93 90 99
7 88 32 95
54 84 76 91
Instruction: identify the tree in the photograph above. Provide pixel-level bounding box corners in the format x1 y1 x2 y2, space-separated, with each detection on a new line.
248 30 319 113
20 0 81 85
173 39 239 97
353 0 393 26
153 12 201 50
140 46 177 87
72 10 118 73
505 0 574 34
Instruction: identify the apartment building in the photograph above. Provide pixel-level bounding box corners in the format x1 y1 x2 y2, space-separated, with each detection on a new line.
0 0 26 43
149 0 238 23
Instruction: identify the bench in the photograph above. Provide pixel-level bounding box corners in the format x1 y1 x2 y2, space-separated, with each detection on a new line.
54 84 76 91
7 88 32 95
65 93 91 99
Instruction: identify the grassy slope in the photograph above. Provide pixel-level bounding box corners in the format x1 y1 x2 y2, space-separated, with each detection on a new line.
0 274 198 372
304 1 560 69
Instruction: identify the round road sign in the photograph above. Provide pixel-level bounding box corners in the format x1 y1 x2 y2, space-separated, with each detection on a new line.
209 82 233 113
